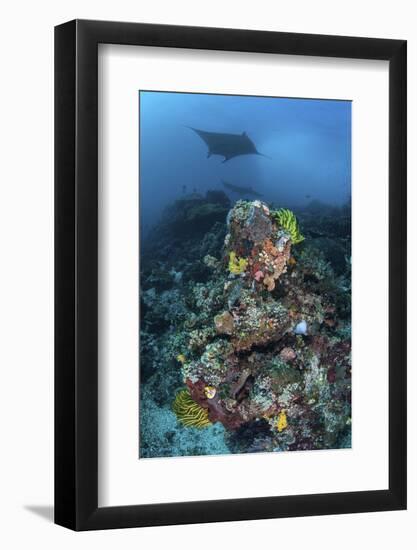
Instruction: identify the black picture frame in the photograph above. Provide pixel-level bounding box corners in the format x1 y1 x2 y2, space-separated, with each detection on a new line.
55 19 407 531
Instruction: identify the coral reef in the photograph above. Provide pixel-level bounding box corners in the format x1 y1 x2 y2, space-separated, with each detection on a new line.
140 192 351 457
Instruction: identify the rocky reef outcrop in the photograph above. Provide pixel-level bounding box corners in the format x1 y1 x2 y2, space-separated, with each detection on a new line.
140 193 351 457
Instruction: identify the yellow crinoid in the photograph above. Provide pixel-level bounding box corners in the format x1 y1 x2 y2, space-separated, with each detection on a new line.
273 208 304 245
172 389 212 428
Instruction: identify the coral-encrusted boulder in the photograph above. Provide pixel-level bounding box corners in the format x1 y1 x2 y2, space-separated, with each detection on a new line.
214 311 235 335
181 200 301 428
242 201 272 244
178 199 350 448
228 295 291 351
220 200 295 349
225 200 292 293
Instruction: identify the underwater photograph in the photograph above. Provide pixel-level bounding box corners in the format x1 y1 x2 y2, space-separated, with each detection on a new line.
139 91 352 458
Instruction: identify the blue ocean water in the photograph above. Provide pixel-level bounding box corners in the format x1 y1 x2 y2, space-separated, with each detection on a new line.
139 91 351 234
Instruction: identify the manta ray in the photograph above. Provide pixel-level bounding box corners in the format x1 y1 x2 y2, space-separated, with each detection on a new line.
222 180 263 198
188 127 268 163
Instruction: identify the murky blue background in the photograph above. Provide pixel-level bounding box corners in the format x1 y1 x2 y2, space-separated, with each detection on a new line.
139 91 351 233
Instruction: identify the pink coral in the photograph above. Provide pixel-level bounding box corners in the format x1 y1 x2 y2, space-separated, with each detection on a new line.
254 270 264 282
280 347 297 361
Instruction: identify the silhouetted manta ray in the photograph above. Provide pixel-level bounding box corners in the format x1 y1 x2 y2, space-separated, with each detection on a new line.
188 127 268 163
222 180 263 198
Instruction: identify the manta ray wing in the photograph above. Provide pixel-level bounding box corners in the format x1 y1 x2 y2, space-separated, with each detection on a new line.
222 180 263 198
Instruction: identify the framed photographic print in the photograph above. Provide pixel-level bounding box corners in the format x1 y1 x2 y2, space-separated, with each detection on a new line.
55 20 406 530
